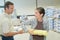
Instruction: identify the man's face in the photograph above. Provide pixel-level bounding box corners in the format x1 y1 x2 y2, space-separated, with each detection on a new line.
6 5 14 14
34 10 43 19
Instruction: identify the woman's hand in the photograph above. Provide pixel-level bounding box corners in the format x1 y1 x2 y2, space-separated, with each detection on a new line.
28 29 36 35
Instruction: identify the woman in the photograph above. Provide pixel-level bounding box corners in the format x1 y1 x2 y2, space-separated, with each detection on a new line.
28 7 46 40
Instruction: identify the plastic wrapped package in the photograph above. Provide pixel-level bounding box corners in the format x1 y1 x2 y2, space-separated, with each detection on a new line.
45 7 56 30
13 26 23 32
54 14 60 32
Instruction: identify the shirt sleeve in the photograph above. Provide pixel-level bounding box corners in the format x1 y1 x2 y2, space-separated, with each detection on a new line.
0 16 2 34
25 18 37 29
43 17 49 31
30 18 37 29
2 20 10 33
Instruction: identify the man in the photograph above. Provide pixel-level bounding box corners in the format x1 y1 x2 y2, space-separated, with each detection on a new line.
0 1 24 40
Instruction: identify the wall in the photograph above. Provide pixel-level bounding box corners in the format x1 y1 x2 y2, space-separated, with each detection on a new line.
37 0 60 8
6 0 36 15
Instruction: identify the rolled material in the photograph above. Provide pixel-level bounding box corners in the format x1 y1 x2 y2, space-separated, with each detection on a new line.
33 30 48 36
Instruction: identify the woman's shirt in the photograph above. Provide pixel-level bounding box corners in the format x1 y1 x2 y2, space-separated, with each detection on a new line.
33 21 44 40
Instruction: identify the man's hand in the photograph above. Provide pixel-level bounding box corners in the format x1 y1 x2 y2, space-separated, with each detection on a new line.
17 30 24 34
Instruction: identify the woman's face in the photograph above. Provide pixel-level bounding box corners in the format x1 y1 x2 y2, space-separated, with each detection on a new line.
34 10 43 19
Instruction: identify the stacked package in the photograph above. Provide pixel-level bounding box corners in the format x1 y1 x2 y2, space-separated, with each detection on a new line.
45 7 56 30
54 9 60 32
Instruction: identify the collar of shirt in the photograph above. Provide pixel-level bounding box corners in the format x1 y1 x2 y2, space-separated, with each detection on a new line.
3 12 12 18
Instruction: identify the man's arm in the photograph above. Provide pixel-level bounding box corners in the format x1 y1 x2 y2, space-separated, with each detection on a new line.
2 21 24 37
4 30 24 37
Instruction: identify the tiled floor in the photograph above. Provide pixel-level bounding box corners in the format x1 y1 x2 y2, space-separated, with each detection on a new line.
46 31 60 40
